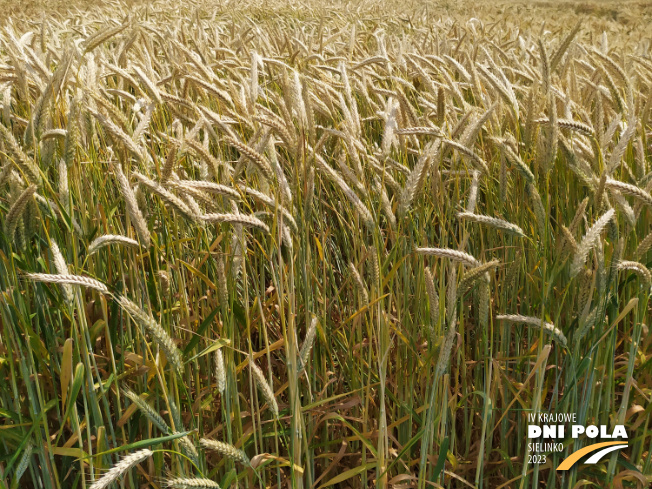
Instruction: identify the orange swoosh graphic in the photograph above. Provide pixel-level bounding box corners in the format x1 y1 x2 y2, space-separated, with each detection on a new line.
556 441 627 471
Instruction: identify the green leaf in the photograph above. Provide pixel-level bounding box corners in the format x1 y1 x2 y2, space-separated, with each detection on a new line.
4 399 57 474
0 408 20 421
186 338 231 364
88 431 192 459
431 436 449 482
183 305 221 355
232 300 246 327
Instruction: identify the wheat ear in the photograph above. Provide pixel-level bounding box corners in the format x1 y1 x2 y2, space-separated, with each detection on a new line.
571 208 615 277
299 316 318 372
89 449 153 489
223 136 274 181
617 261 652 286
199 438 250 465
347 262 368 304
634 230 652 259
416 247 480 267
132 171 198 222
215 349 226 394
24 273 109 295
250 360 279 417
111 163 151 247
605 178 652 207
122 388 170 433
201 213 270 233
117 296 183 374
458 212 525 237
5 184 37 239
88 235 140 255
165 478 221 489
424 267 439 342
14 442 33 482
496 314 567 348
0 124 40 183
50 241 73 304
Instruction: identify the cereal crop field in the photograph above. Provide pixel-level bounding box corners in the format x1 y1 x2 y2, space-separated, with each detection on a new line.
0 1 650 488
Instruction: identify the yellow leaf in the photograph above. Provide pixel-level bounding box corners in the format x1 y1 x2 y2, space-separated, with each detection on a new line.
317 463 374 489
52 447 88 459
60 338 73 410
313 236 324 262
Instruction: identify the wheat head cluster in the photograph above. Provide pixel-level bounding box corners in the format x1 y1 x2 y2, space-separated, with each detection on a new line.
0 0 650 488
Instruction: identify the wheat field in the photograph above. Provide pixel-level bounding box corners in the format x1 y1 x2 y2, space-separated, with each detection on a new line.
0 0 650 488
